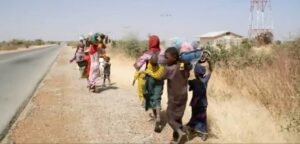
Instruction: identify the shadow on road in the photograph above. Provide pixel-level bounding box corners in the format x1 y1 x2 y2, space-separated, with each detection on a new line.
95 83 118 93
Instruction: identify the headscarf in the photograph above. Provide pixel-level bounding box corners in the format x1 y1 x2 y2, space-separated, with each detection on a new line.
148 35 160 53
203 50 211 56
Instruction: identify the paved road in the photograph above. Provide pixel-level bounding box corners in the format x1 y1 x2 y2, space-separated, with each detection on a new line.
0 46 61 139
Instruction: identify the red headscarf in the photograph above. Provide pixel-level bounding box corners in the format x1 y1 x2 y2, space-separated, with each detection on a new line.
89 44 98 54
148 35 160 53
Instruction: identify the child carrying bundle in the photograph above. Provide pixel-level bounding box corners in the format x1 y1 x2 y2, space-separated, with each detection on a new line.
132 35 161 105
143 54 165 132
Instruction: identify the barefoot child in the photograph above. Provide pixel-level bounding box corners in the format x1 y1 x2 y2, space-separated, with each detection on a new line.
144 54 165 133
147 47 191 143
102 56 111 87
187 64 209 141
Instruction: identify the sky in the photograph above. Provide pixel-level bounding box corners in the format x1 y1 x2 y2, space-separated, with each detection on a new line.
0 0 299 41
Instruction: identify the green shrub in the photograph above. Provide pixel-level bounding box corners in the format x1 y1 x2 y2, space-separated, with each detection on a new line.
112 34 147 58
205 39 272 69
67 41 78 48
0 39 46 50
33 39 45 45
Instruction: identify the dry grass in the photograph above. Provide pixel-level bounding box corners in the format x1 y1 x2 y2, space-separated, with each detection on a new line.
213 42 300 133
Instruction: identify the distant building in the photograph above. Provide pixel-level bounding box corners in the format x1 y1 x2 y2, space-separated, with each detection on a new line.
197 31 243 49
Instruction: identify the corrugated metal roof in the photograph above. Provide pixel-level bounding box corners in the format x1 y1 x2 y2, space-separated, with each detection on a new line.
197 31 243 38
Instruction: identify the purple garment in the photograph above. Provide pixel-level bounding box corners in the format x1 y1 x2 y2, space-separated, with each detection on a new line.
134 51 153 70
71 42 85 62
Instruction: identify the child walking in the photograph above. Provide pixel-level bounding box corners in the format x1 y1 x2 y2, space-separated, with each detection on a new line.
133 35 161 106
144 54 165 133
148 47 191 143
102 56 111 87
187 50 212 141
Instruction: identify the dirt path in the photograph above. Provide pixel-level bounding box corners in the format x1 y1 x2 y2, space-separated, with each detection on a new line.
1 47 174 143
1 47 294 143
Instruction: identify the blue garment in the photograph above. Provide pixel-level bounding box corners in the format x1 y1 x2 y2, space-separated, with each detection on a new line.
201 75 210 89
188 79 207 107
188 107 207 134
187 73 211 134
180 50 202 63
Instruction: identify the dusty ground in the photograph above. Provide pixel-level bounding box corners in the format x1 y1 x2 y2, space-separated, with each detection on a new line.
1 47 297 143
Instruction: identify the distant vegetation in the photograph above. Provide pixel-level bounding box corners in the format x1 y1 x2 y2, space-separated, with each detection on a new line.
111 33 148 58
0 39 60 51
66 41 78 48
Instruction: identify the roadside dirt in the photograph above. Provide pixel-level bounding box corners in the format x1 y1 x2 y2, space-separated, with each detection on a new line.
1 47 295 143
1 47 174 143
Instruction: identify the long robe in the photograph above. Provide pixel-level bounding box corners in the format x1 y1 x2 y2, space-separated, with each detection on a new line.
187 70 211 134
88 45 100 87
161 64 190 131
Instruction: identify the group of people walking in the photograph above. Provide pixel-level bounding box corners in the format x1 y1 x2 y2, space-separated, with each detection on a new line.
70 33 111 92
70 33 212 143
133 35 212 143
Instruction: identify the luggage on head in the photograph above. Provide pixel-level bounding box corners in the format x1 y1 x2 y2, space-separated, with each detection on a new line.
169 37 184 51
180 49 202 63
167 38 203 64
90 33 100 44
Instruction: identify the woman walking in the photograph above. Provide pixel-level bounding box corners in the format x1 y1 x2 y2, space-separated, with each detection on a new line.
70 37 86 78
88 33 101 92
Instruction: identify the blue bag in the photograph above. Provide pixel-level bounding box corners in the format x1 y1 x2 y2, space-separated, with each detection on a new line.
180 50 203 63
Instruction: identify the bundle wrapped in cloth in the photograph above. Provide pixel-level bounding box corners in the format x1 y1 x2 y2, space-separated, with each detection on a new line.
168 38 203 63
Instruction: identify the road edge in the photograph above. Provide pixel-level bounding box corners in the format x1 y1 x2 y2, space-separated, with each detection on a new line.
0 46 63 142
0 45 55 55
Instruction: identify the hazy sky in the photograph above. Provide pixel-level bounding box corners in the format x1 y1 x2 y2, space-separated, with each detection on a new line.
0 0 299 41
